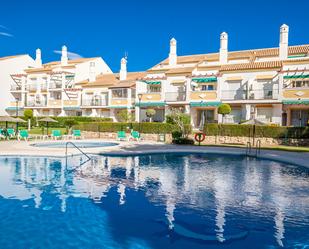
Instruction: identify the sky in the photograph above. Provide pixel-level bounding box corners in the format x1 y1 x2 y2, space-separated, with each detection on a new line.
0 0 308 72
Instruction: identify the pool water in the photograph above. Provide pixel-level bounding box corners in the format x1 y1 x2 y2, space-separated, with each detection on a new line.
31 141 118 148
0 154 308 249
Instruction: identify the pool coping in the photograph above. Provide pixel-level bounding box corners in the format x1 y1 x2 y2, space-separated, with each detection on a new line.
0 140 308 168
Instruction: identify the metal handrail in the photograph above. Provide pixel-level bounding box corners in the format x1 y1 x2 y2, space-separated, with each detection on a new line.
246 141 252 156
65 141 91 170
256 139 261 156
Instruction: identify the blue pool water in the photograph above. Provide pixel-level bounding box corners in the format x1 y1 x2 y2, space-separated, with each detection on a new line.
31 141 118 148
0 154 308 249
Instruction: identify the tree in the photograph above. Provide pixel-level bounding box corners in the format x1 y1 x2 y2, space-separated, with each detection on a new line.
64 119 78 134
23 109 34 130
218 103 232 123
145 109 156 122
116 110 135 122
166 108 192 138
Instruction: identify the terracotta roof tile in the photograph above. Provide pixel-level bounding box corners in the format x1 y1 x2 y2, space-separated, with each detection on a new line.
165 67 195 74
220 61 282 72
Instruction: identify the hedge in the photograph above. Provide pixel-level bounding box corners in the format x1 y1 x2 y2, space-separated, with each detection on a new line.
203 124 309 139
74 122 176 134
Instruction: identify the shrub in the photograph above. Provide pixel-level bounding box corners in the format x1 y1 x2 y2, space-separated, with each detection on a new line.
146 109 156 122
172 131 182 140
116 110 135 122
172 137 195 145
203 124 309 139
74 122 176 134
218 104 231 123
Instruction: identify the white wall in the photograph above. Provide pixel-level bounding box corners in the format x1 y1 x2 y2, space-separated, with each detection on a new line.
0 55 35 115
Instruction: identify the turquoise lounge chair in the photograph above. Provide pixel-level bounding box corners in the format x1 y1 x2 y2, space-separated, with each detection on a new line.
117 131 127 141
51 130 62 140
72 130 82 139
7 128 15 139
0 129 5 140
18 130 29 141
131 130 140 141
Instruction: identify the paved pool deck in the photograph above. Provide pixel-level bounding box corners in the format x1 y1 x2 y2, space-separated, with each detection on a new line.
0 139 308 168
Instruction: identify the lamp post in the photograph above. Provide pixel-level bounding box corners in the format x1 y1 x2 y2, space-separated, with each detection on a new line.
15 98 19 133
137 93 143 132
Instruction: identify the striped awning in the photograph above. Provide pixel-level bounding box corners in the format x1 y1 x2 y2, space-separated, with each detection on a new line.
283 99 309 105
5 107 24 111
283 74 309 79
190 101 221 107
192 77 217 83
136 102 165 107
109 106 132 109
143 81 161 85
63 106 81 111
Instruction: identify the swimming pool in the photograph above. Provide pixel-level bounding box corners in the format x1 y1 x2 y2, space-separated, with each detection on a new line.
0 153 308 248
31 141 118 148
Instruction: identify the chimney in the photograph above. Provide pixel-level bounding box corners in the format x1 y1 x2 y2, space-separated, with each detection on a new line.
61 45 68 66
89 62 96 82
35 48 42 68
279 24 289 60
169 38 177 66
119 57 127 81
219 32 228 64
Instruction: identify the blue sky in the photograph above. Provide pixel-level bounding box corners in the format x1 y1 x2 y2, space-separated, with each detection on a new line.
0 0 308 72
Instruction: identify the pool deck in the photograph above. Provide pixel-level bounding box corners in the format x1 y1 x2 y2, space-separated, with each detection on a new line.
0 139 308 168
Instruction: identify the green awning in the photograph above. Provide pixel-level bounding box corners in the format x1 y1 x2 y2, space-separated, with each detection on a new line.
109 106 132 109
63 106 81 111
190 101 221 107
136 102 165 107
143 81 161 85
65 75 75 79
288 54 307 58
192 77 217 83
5 107 24 111
283 99 309 105
283 74 309 79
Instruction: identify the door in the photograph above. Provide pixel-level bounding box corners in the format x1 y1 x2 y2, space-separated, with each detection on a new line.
291 109 309 127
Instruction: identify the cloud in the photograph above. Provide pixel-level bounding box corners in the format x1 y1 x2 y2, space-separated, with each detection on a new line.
0 24 8 30
53 50 83 59
0 32 13 37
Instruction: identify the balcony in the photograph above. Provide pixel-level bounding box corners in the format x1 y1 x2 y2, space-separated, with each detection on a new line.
26 84 37 92
221 89 278 100
139 93 162 102
63 100 79 106
40 84 48 91
10 85 22 91
165 91 186 102
49 82 62 89
26 100 47 107
283 88 309 99
48 99 62 107
82 98 108 106
9 101 23 107
190 91 217 101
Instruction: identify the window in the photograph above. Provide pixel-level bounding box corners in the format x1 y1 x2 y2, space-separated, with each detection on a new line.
291 80 309 88
147 85 161 93
200 84 215 91
112 88 128 98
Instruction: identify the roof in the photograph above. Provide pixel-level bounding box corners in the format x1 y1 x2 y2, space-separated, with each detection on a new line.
0 54 28 61
165 67 195 75
82 71 146 88
25 57 100 73
220 61 282 72
152 44 309 68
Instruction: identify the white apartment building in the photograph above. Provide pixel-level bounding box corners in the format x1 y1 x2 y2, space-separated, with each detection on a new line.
1 54 36 116
135 24 309 127
6 46 112 117
5 24 309 127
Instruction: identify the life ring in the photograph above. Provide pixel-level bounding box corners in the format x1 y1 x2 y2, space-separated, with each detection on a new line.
194 133 206 143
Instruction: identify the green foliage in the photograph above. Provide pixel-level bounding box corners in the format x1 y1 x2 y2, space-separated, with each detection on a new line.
166 113 191 125
74 122 176 134
146 109 156 117
203 124 309 139
23 109 33 120
166 110 191 138
172 137 195 145
172 131 182 140
116 110 135 122
218 104 232 116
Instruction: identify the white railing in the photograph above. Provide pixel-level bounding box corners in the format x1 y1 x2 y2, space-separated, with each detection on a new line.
165 92 186 102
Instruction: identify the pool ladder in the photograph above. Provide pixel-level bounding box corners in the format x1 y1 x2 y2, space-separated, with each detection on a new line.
65 141 92 170
246 139 261 157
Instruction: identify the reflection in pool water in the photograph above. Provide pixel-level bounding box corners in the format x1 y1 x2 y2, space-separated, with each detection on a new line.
31 141 118 148
0 154 308 248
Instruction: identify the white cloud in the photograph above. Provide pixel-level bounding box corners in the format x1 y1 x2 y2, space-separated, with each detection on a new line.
0 24 8 30
0 32 13 37
53 50 83 59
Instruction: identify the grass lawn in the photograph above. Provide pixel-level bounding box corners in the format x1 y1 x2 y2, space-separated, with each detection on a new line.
27 127 67 135
201 143 309 152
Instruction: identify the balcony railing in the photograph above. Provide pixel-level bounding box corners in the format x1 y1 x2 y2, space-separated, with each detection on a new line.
82 98 108 106
10 85 22 91
26 85 37 91
26 101 47 107
49 82 62 89
221 89 279 100
165 91 186 102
